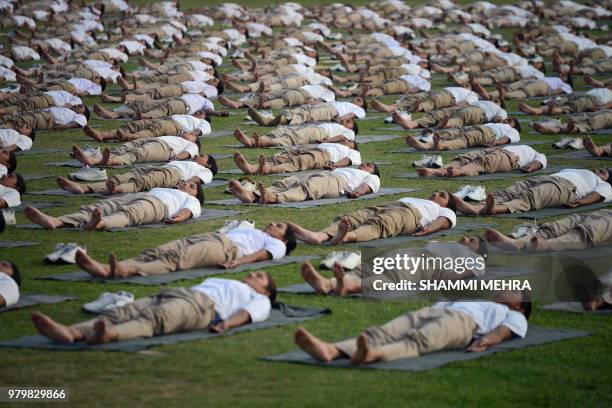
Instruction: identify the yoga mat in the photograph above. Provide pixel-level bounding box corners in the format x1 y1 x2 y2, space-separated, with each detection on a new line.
0 294 76 313
550 151 612 161
541 302 612 315
15 201 68 211
45 157 231 168
497 202 611 220
390 140 552 154
396 165 568 181
359 223 497 248
208 188 422 209
0 303 330 352
16 208 244 232
203 130 234 138
16 147 64 155
264 327 590 372
22 174 55 181
38 255 319 285
356 134 402 143
0 240 40 248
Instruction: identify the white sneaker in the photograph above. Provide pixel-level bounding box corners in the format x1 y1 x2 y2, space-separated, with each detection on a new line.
320 251 361 270
568 138 584 149
59 243 86 264
225 179 257 194
467 186 486 202
1 209 16 225
217 219 255 234
552 137 574 149
412 155 443 168
509 223 539 239
417 133 434 144
82 291 135 313
330 63 347 72
69 167 108 181
82 144 101 157
44 243 68 264
454 185 475 199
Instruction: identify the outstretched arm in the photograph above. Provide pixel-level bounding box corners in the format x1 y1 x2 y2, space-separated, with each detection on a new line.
165 209 193 224
565 192 603 208
332 158 352 168
466 325 514 352
219 249 271 269
414 216 452 236
519 160 544 173
346 183 373 198
489 136 510 146
209 309 251 333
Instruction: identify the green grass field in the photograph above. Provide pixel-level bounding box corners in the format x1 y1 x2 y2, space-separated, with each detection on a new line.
1 0 611 406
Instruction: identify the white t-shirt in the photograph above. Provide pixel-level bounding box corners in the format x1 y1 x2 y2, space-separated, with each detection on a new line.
552 169 612 201
197 51 222 66
435 301 528 338
303 72 332 86
332 168 380 193
68 78 102 95
0 164 6 177
188 70 214 83
181 81 218 98
164 161 213 184
225 228 286 259
301 85 335 103
542 77 572 94
0 272 19 307
12 46 40 60
559 33 597 51
496 52 528 67
180 94 213 114
84 59 113 70
317 143 361 165
170 115 211 135
292 53 316 67
399 74 431 91
471 101 507 121
0 184 20 207
119 40 146 55
501 145 547 168
100 48 128 63
0 66 16 82
483 123 520 143
445 87 479 104
186 60 213 72
316 123 355 140
45 91 82 107
332 102 366 119
0 129 31 151
157 136 199 158
398 197 457 228
400 64 431 79
515 64 545 80
148 187 201 218
191 278 270 323
0 54 14 68
44 107 87 127
586 88 612 105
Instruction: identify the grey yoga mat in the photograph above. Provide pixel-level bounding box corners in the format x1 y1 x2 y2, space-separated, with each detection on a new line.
497 202 611 220
16 147 64 155
264 327 590 372
550 151 612 161
356 134 402 143
15 201 68 211
358 223 496 248
38 255 319 285
22 174 55 181
0 303 330 352
0 294 76 313
16 208 243 232
0 240 40 248
45 156 230 168
396 165 568 181
208 188 422 209
541 302 612 315
390 140 552 154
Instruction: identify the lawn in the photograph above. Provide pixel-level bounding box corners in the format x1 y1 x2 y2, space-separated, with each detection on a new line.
0 0 611 406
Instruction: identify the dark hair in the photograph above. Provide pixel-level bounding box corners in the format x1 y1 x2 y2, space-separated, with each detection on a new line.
566 74 573 89
521 290 532 320
207 154 218 175
195 138 201 152
361 97 368 112
352 120 358 135
100 77 107 91
205 111 212 124
83 104 91 121
7 152 16 173
265 272 277 303
195 183 204 204
512 117 521 133
9 261 21 287
371 162 381 178
0 211 5 234
540 62 546 75
352 141 360 152
14 173 26 194
216 79 224 95
445 191 458 212
283 227 297 255
29 128 36 141
607 168 612 186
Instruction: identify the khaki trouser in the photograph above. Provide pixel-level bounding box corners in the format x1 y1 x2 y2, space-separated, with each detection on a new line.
395 92 429 111
267 148 331 172
118 99 190 118
246 89 309 109
110 139 175 165
143 72 193 84
321 202 422 242
477 68 518 86
445 107 486 128
122 233 238 275
555 94 600 113
281 104 339 125
266 125 328 146
446 148 518 176
45 81 77 94
580 58 612 75
520 209 612 249
73 288 215 341
0 111 55 130
381 79 410 95
494 176 577 213
58 194 168 228
86 167 182 193
503 80 551 99
46 67 97 81
0 94 54 113
128 84 185 102
334 307 477 361
119 119 183 139
437 125 497 150
571 111 612 133
250 75 308 92
416 106 463 128
416 90 455 112
265 172 348 203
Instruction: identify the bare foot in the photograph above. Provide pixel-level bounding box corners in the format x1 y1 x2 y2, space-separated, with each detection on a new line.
416 167 437 177
31 312 76 344
484 228 522 250
108 252 129 278
446 166 461 178
258 154 271 174
100 148 111 165
84 207 105 231
301 261 333 294
93 103 119 119
533 122 561 134
23 206 63 229
228 180 256 203
333 263 348 297
405 135 428 150
527 236 549 252
287 222 329 244
583 136 604 157
350 333 382 365
330 217 350 245
100 93 121 103
234 152 257 174
479 193 495 215
83 125 104 141
87 319 118 344
76 249 111 278
393 111 416 129
234 128 253 147
57 176 88 194
370 99 394 113
72 145 95 166
294 327 339 362
518 102 539 115
252 132 260 147
257 182 276 203
218 95 243 109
